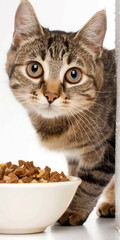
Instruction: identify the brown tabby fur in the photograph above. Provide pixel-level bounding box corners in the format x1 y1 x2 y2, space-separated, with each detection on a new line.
6 0 116 225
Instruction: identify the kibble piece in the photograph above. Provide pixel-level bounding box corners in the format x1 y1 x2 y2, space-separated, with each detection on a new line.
3 176 11 182
34 167 41 173
18 167 26 177
42 171 50 180
0 164 6 168
18 179 23 183
5 168 13 175
19 169 32 178
39 178 48 183
29 167 36 175
44 166 51 172
24 161 34 169
61 171 66 178
8 173 18 180
49 171 60 182
1 165 7 175
31 179 38 183
0 169 3 180
18 160 25 167
37 169 45 178
8 178 18 183
14 168 25 176
60 177 69 182
49 177 58 182
0 180 5 183
22 176 33 183
6 173 19 183
10 164 18 171
6 162 12 168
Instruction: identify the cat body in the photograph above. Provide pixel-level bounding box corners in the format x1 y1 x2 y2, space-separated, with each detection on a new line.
6 0 116 225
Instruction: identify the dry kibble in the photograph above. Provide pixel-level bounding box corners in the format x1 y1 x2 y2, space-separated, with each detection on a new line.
42 171 50 180
6 162 12 168
0 169 3 180
5 168 13 175
24 161 34 169
19 170 31 178
39 178 48 183
10 164 18 170
18 160 25 167
61 171 66 178
18 179 23 183
34 167 40 173
44 166 51 172
8 178 18 183
29 167 36 175
37 169 45 178
8 173 18 180
3 176 11 182
49 171 60 182
31 179 38 183
0 164 5 168
0 180 5 183
22 176 33 183
0 161 69 183
1 165 7 175
14 168 25 176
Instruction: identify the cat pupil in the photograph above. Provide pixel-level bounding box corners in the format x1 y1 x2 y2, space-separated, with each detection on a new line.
31 64 38 73
71 70 77 79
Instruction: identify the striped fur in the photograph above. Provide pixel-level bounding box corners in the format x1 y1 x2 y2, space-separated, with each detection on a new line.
6 0 116 225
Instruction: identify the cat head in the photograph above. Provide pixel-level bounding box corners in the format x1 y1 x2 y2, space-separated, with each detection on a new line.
6 0 106 119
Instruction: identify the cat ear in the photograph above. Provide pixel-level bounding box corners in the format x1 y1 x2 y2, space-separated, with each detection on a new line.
74 10 107 56
13 0 44 44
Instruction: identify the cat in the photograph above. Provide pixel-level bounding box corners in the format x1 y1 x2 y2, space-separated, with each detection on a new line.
6 0 116 225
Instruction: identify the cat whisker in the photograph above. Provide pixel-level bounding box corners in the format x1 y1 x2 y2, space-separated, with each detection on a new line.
70 97 111 113
67 109 85 155
69 106 104 162
68 101 107 125
90 101 111 112
61 103 106 152
69 108 100 160
15 95 46 107
67 111 77 142
71 102 107 142
70 103 108 157
94 90 116 94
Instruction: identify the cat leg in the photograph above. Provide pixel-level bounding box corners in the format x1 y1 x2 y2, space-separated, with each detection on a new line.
96 175 115 217
58 145 115 225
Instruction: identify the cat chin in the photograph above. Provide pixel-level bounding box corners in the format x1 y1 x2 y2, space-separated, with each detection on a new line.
40 112 61 119
33 108 64 119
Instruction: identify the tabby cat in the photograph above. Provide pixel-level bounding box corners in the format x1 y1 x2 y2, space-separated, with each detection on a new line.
6 0 116 225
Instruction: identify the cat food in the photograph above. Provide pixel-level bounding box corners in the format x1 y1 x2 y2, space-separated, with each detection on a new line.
0 160 69 183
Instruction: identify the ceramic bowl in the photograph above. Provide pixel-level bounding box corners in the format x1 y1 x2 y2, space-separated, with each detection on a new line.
0 176 81 234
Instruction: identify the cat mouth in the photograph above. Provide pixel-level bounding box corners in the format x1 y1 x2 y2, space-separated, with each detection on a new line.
42 104 55 111
38 104 63 119
31 102 64 118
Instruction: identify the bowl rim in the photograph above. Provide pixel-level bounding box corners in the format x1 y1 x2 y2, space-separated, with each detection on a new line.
0 176 82 188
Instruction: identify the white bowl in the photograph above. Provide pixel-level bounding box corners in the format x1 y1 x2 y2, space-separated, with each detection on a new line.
0 176 81 234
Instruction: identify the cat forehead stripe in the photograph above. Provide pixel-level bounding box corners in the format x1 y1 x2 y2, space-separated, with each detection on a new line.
47 35 69 60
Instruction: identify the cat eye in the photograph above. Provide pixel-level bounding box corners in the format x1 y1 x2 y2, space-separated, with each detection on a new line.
26 61 43 78
65 68 82 84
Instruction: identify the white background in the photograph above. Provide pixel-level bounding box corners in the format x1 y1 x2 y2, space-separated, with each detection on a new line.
0 0 115 172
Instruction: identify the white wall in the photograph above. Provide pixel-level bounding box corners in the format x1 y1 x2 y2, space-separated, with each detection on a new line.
0 0 115 172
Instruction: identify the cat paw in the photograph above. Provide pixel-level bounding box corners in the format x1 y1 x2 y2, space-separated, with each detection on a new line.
96 202 115 217
58 209 86 226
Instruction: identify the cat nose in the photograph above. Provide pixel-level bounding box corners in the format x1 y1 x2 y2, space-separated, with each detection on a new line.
44 92 59 104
